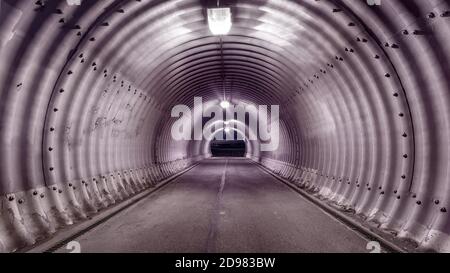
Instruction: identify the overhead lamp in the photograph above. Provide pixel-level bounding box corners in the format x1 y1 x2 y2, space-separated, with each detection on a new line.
223 121 229 125
207 7 232 35
224 127 231 133
220 100 230 109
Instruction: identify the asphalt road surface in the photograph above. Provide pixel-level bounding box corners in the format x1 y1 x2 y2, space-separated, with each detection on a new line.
56 158 372 253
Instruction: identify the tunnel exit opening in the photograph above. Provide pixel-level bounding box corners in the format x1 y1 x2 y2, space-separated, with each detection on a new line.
210 140 246 157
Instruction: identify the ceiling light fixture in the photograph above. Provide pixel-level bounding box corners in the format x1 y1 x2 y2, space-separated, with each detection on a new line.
207 7 232 35
220 100 230 109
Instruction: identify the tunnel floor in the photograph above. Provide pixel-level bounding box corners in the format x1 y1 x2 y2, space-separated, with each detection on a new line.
52 158 373 253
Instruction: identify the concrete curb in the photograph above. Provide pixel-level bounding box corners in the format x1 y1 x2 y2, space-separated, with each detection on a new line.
253 161 407 253
23 163 199 253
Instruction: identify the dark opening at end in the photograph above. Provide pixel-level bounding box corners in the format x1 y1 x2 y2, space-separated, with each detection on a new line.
210 140 246 157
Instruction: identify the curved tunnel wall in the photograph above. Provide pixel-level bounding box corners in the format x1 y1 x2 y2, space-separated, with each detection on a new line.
0 0 449 252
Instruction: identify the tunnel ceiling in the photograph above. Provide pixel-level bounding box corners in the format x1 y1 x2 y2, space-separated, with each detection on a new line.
0 0 449 253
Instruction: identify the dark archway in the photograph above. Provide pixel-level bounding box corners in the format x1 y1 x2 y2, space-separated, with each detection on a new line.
210 140 246 157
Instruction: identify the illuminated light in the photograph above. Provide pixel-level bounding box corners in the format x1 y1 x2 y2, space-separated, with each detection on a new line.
224 127 231 133
224 121 229 125
220 100 230 109
207 8 232 35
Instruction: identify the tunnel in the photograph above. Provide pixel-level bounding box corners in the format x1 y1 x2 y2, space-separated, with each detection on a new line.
0 0 449 254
